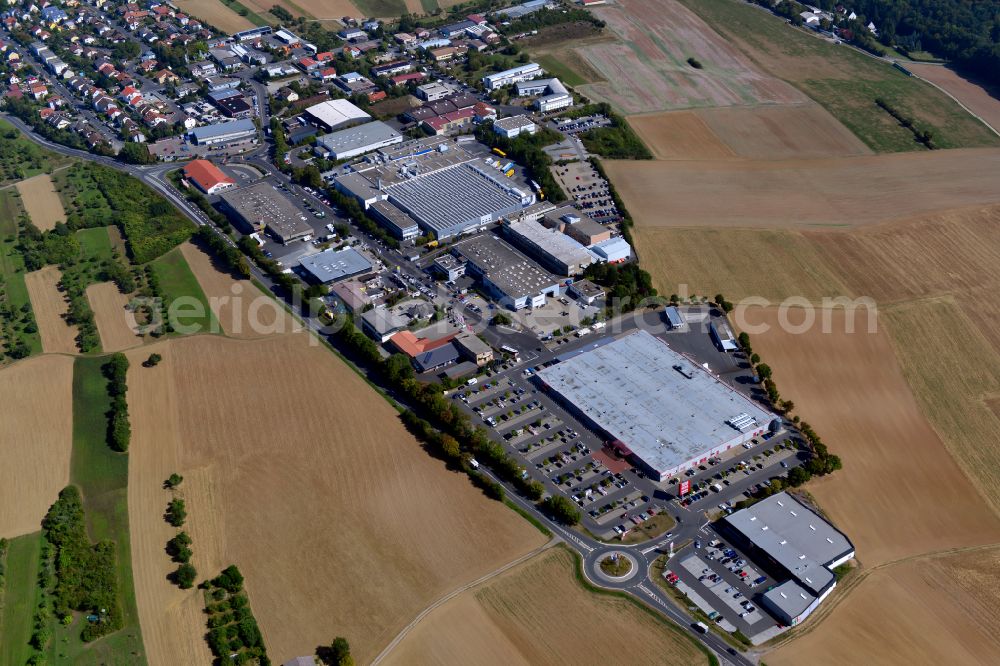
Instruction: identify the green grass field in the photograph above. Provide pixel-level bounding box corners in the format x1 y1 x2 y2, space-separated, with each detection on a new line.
352 0 407 18
0 532 44 665
679 0 1000 152
535 53 590 87
0 188 20 236
419 0 439 14
76 226 114 262
50 356 147 664
150 246 217 335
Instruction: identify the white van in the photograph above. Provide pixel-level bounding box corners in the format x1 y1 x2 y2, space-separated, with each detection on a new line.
466 377 478 386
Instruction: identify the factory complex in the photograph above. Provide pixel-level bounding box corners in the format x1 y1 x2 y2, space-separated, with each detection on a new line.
218 181 314 244
536 330 776 481
333 136 535 240
314 121 404 160
723 493 855 626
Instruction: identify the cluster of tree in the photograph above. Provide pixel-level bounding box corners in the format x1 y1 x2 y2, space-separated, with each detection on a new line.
194 227 250 278
0 122 54 180
166 498 187 527
501 6 606 36
318 637 354 666
850 0 1000 86
539 495 582 525
0 215 40 359
118 142 155 165
474 122 566 202
325 186 400 249
713 293 735 313
875 98 935 148
102 353 131 452
582 262 657 313
568 104 652 160
41 486 123 642
270 4 293 22
204 565 269 665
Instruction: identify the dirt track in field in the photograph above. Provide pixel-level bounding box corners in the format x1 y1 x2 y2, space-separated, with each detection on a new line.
383 547 708 666
0 354 74 538
24 265 77 354
86 282 141 352
908 64 1000 135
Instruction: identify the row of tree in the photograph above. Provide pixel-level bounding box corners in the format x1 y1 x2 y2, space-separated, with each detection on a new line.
102 353 131 452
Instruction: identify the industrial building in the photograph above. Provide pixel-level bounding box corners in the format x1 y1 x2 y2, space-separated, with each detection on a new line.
493 115 538 139
535 330 777 481
568 279 604 305
542 206 612 246
590 236 631 263
503 218 593 276
334 138 535 240
452 233 560 310
724 492 855 626
416 82 457 101
189 118 257 145
182 159 235 195
299 247 373 283
433 254 466 281
514 77 572 112
303 99 371 130
455 332 494 366
314 121 404 160
217 182 313 243
483 63 543 90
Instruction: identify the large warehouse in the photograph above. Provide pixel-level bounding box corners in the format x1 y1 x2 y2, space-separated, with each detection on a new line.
217 182 313 243
724 492 855 626
304 98 371 130
313 121 403 160
334 137 535 239
535 330 776 480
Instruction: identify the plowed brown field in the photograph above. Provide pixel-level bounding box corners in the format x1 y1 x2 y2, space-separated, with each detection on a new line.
908 64 1000 135
174 0 254 33
770 546 1000 666
578 0 805 113
86 282 141 352
0 354 74 538
607 148 1000 228
24 265 77 354
383 547 708 666
627 112 734 160
744 307 1000 567
126 332 546 665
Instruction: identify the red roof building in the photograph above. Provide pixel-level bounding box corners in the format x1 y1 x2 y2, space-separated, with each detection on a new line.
389 330 458 358
183 159 236 195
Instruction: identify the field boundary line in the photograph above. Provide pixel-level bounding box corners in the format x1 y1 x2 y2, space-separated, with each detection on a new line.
370 538 559 665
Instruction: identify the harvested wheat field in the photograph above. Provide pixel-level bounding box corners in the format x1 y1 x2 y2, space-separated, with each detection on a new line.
0 354 74 538
180 242 295 339
384 547 707 666
743 307 1000 566
908 64 1000 135
697 105 871 159
127 332 546 664
769 546 1000 666
626 112 734 160
17 173 65 232
608 148 1000 228
289 0 361 19
174 0 254 33
577 0 805 114
86 282 140 352
24 265 77 354
882 300 1000 518
630 226 850 303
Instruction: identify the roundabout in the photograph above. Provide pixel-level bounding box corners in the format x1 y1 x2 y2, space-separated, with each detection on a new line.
592 550 641 584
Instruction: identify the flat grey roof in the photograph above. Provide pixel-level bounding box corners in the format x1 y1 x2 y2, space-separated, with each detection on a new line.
219 182 312 241
453 233 558 299
386 160 531 235
190 118 256 140
761 580 817 620
536 330 775 474
316 121 402 156
505 218 592 269
299 247 372 283
570 278 603 299
726 492 854 595
494 115 537 131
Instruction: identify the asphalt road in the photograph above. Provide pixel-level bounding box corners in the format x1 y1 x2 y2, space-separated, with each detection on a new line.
4 114 755 665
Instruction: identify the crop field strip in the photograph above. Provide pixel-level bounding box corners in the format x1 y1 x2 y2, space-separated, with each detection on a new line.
16 173 65 232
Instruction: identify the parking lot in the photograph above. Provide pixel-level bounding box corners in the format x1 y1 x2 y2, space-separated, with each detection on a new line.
549 160 622 224
665 535 782 639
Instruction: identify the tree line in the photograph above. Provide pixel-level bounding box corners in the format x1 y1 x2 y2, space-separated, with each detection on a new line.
102 353 130 452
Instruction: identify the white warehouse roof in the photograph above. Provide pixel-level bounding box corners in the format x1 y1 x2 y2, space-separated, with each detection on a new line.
536 330 775 475
305 99 371 129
